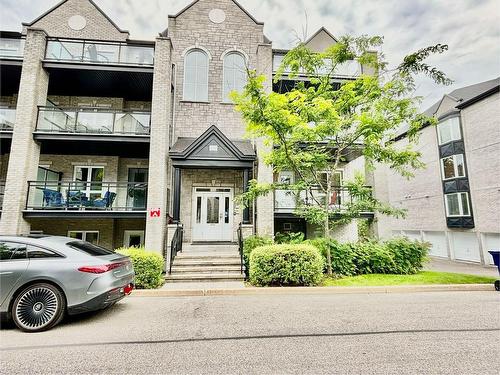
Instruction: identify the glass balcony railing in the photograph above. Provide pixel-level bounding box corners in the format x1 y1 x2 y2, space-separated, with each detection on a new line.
273 54 361 77
45 39 154 66
36 106 150 135
274 186 372 212
0 38 25 59
0 107 16 131
26 181 148 211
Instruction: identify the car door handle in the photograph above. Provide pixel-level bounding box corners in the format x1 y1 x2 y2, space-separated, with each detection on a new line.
0 271 13 275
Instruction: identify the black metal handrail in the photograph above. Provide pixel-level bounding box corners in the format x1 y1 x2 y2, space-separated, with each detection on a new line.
26 180 148 211
169 223 183 274
237 222 244 276
274 185 373 211
0 181 5 210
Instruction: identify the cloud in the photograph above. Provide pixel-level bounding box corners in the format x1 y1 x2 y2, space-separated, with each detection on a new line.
0 0 498 110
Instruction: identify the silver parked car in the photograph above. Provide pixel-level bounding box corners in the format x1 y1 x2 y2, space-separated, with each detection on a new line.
0 235 134 332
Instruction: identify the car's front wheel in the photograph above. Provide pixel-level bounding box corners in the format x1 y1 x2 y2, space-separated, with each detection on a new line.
12 283 65 332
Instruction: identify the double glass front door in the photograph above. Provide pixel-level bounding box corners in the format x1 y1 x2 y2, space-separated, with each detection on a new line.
192 188 233 242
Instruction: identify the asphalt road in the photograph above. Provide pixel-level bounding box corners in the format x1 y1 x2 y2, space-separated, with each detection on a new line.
1 291 499 374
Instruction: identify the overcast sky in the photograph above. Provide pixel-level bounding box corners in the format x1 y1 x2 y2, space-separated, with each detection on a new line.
1 0 498 109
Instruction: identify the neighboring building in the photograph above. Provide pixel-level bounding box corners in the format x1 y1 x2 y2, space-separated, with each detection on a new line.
0 0 368 274
374 78 500 265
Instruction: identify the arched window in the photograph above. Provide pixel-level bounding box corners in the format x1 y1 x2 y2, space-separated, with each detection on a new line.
223 52 246 102
183 49 209 102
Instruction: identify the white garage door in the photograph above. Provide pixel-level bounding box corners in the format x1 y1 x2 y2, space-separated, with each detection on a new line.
451 232 481 262
483 233 500 265
423 231 448 258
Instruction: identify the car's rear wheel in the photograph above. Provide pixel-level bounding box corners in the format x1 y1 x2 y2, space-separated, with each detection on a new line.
11 283 65 332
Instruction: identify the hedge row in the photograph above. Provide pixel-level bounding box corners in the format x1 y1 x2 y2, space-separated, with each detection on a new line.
308 237 429 276
249 244 324 286
116 247 164 289
243 235 430 286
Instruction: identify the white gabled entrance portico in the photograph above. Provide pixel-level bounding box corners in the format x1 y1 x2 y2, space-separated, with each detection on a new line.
192 187 233 242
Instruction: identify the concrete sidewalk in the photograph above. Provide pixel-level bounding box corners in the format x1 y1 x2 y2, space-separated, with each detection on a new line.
133 283 495 297
424 257 498 278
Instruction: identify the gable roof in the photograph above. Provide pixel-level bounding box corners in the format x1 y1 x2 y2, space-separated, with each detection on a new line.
394 77 500 141
169 0 263 25
305 27 338 45
23 0 129 35
170 125 255 167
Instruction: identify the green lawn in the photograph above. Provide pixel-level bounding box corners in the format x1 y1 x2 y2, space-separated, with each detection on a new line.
322 271 496 287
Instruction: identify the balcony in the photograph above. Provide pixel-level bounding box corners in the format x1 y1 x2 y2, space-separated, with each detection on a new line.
24 180 148 218
0 37 25 60
45 38 154 67
36 106 150 136
0 107 16 132
274 186 374 218
272 53 361 78
33 106 151 156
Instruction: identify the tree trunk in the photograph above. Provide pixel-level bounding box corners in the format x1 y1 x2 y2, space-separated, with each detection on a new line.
324 172 333 275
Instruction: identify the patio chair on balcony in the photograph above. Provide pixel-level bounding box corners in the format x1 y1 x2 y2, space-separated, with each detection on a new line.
86 44 109 63
42 189 64 208
92 191 116 209
66 190 89 208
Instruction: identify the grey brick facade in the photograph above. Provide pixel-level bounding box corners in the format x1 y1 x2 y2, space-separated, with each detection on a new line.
0 0 389 258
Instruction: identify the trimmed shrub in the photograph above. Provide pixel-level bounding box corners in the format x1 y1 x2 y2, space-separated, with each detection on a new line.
275 232 305 244
352 241 396 274
383 237 430 274
243 235 273 274
116 247 164 289
249 244 324 286
308 238 357 276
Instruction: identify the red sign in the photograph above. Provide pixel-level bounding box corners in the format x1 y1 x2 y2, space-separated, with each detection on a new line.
149 208 161 218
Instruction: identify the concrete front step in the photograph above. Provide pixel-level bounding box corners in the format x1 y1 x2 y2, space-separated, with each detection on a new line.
173 259 241 266
170 266 243 273
172 264 241 272
175 253 240 260
165 273 245 282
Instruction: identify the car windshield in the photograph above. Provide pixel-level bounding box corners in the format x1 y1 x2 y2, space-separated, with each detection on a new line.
68 241 115 256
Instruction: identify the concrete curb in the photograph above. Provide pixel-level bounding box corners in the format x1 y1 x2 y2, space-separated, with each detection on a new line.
130 283 495 297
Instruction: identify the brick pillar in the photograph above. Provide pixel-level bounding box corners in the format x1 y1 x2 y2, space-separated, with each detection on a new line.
255 43 274 237
144 37 172 253
0 29 48 235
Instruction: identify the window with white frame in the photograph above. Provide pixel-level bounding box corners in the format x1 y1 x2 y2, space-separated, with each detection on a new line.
68 231 99 245
440 154 465 180
74 166 104 200
223 52 246 102
437 117 461 145
445 192 470 217
183 49 209 102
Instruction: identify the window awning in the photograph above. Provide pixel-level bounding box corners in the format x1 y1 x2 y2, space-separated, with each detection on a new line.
169 125 256 168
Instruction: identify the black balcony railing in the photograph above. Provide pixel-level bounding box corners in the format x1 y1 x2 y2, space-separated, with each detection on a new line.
36 106 150 135
274 186 373 212
45 38 154 66
0 107 16 131
26 181 148 211
0 37 25 59
0 181 5 210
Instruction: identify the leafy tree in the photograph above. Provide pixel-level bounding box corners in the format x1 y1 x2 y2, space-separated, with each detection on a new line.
232 35 451 274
